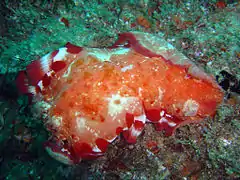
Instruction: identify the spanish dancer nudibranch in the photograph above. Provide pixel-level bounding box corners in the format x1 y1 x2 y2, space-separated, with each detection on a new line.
16 32 224 165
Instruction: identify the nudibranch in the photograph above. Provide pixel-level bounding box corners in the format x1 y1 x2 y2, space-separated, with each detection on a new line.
16 32 224 165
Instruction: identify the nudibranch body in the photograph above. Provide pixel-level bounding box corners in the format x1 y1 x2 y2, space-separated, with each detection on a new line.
16 32 223 165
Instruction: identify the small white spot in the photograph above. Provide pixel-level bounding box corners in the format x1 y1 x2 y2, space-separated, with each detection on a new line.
138 87 143 97
92 146 102 153
221 138 232 146
121 64 133 72
165 114 172 118
75 111 81 116
207 61 213 66
106 94 138 118
160 110 165 117
183 99 199 116
158 88 164 101
41 102 51 110
168 122 177 127
76 117 86 131
61 148 67 152
52 116 63 127
28 86 37 95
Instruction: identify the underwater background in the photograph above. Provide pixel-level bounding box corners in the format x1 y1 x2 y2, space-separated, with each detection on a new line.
0 0 240 179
